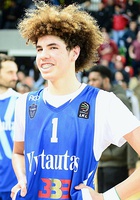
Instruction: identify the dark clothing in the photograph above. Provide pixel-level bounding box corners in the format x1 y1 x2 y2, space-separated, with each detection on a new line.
122 30 137 50
122 29 137 65
97 84 138 193
125 1 140 20
110 84 131 109
64 0 89 6
91 8 110 32
98 166 128 193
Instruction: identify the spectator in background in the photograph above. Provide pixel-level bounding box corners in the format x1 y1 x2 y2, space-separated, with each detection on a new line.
16 71 26 83
115 0 126 9
16 71 32 93
98 31 118 73
16 82 31 94
29 60 44 90
114 70 140 120
125 0 140 21
21 76 34 91
88 65 138 193
122 20 138 65
111 4 129 48
88 64 131 110
3 0 20 29
0 53 20 200
132 79 140 116
91 2 110 32
104 0 115 33
129 29 140 77
113 54 130 85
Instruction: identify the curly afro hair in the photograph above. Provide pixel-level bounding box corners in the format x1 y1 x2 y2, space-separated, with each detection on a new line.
18 1 103 72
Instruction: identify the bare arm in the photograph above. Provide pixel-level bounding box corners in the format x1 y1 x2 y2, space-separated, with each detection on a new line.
11 141 27 198
115 126 140 199
75 126 140 200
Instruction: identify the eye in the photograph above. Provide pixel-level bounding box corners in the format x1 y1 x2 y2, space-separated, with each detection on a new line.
50 46 58 50
36 48 42 52
37 49 42 52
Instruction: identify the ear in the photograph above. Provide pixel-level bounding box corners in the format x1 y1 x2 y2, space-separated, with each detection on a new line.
103 77 110 88
71 46 80 61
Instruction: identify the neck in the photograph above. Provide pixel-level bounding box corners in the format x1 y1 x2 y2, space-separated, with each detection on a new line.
47 76 81 95
104 83 112 91
0 87 9 94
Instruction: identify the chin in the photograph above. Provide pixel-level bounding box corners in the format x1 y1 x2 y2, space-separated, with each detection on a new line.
42 75 52 82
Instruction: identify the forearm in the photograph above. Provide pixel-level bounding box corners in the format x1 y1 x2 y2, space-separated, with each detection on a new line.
75 167 140 200
11 152 27 198
116 167 140 200
12 153 26 183
12 141 26 182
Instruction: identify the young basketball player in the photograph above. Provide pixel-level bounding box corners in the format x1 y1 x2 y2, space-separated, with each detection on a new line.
11 2 140 200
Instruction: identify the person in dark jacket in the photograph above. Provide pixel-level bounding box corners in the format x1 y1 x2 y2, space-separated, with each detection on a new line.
88 65 138 193
122 20 138 65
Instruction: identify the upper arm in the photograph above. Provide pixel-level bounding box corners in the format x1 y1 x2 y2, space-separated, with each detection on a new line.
13 141 24 155
124 126 140 156
14 93 27 141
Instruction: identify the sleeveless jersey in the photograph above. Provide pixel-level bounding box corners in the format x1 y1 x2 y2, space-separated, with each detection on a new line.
15 85 99 200
0 95 18 192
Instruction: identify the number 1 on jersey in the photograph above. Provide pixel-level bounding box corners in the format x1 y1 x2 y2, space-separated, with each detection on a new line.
51 118 58 143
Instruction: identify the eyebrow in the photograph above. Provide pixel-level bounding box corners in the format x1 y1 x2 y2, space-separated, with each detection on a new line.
36 43 59 49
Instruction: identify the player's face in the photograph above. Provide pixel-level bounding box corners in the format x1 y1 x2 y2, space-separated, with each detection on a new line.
0 61 18 89
88 71 104 89
36 35 79 82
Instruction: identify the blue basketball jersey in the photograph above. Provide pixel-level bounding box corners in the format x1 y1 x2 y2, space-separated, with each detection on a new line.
16 85 99 200
0 95 18 192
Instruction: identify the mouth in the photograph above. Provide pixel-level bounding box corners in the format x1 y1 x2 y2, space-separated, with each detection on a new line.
41 63 53 70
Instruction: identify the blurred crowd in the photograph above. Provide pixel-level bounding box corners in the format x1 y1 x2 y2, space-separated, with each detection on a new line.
0 0 140 30
1 0 140 114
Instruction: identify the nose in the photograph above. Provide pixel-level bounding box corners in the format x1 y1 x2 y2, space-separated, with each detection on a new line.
40 49 50 60
13 73 18 81
88 80 93 86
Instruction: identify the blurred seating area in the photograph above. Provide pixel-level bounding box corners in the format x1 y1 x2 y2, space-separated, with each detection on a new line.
1 0 140 102
0 0 140 29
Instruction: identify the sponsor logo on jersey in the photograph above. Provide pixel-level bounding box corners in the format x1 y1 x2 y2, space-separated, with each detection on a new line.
27 150 80 174
38 178 71 199
78 102 90 119
29 94 40 101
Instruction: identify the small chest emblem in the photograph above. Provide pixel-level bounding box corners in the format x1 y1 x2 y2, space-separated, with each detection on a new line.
29 104 37 118
78 102 90 119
